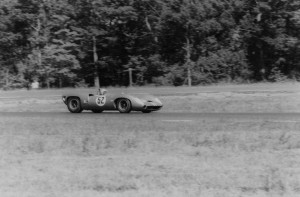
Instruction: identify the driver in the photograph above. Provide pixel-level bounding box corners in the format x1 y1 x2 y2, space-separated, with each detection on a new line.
98 88 107 95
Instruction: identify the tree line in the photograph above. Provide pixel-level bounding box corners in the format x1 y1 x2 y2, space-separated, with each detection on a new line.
0 0 299 89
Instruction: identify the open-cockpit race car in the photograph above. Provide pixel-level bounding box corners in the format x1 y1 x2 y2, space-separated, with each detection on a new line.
62 88 163 113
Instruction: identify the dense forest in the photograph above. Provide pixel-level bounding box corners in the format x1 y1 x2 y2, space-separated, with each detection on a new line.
0 0 300 89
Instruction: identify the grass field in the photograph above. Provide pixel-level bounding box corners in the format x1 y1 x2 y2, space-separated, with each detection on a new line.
0 83 300 197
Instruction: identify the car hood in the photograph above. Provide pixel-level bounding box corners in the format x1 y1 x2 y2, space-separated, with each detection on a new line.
130 94 158 101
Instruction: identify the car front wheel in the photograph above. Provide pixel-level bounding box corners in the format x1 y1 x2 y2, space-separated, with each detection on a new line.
67 97 83 113
117 98 132 113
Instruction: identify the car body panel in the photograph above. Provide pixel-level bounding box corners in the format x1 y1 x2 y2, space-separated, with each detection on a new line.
62 90 163 112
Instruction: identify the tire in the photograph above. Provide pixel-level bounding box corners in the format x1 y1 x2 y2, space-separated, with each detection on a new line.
67 97 83 113
142 110 151 113
116 98 132 113
92 109 103 113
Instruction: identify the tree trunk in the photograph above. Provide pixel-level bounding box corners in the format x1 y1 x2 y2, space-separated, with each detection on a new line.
59 77 62 88
46 73 50 89
259 47 265 81
37 48 42 71
93 36 100 88
145 16 158 43
5 68 9 88
47 80 50 89
128 68 133 87
185 37 192 87
35 16 44 87
187 68 191 87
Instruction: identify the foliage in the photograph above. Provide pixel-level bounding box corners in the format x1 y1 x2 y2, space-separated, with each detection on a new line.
0 0 299 89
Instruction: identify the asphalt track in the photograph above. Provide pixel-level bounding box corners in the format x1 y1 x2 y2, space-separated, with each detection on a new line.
1 111 300 122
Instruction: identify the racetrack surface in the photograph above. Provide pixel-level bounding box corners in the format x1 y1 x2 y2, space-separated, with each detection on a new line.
1 111 300 120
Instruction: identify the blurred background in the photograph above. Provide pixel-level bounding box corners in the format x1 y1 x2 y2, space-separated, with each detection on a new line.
0 0 299 89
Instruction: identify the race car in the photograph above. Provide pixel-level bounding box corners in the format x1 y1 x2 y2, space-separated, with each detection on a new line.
62 88 163 113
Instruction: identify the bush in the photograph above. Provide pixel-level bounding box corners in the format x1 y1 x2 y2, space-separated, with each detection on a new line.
269 67 288 82
152 76 172 86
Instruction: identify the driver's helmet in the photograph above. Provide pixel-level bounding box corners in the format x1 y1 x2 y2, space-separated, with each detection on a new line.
98 88 107 95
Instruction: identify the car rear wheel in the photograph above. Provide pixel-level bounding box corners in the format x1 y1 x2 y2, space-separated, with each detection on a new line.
117 98 132 113
92 109 103 113
67 97 83 113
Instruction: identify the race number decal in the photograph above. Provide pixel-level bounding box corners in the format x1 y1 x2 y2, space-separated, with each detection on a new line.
96 96 106 106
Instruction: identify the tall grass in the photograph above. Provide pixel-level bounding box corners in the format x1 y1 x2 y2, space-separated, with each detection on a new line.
0 113 300 197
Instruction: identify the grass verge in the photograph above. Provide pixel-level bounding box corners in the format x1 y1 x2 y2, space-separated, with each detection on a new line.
0 83 300 196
